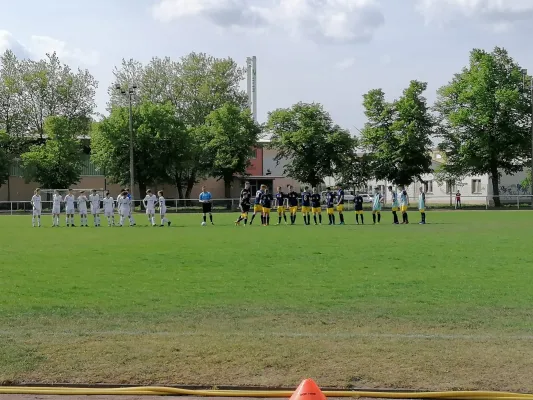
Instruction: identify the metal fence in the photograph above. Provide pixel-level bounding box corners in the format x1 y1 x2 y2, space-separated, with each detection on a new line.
2 195 533 215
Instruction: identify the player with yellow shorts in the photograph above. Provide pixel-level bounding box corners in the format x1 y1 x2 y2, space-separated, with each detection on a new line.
275 187 288 225
250 184 266 225
354 192 364 224
399 186 409 224
418 187 426 225
372 188 383 224
310 188 322 225
286 185 299 225
336 185 345 225
325 188 336 225
301 186 312 225
261 188 273 226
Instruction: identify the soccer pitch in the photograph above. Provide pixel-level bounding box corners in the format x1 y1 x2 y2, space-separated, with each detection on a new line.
1 211 533 391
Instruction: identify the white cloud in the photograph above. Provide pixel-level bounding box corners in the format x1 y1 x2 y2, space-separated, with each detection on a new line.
336 57 355 69
0 30 99 66
416 0 533 30
29 35 100 66
152 0 385 44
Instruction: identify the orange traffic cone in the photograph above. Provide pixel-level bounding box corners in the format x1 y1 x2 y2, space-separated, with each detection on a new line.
289 379 327 400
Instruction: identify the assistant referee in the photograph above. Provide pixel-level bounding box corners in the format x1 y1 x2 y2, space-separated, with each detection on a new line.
199 186 214 225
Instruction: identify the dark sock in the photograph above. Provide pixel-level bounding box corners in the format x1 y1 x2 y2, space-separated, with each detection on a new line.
422 212 425 222
405 213 409 223
393 211 398 223
361 215 364 224
209 214 213 222
340 214 344 223
319 214 322 224
203 215 206 222
356 214 359 223
402 213 406 223
244 218 248 225
250 214 256 224
313 215 317 224
279 216 282 224
373 214 376 223
267 215 270 225
332 215 336 224
261 215 265 224
283 214 287 222
378 213 381 223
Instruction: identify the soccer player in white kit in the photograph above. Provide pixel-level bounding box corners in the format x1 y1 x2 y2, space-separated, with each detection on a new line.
52 190 62 227
143 189 158 226
102 191 115 226
31 188 42 227
125 188 136 226
64 189 76 226
89 189 101 227
77 191 89 227
157 190 171 227
118 190 133 226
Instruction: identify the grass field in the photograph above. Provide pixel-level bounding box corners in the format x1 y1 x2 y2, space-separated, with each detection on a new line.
1 211 533 391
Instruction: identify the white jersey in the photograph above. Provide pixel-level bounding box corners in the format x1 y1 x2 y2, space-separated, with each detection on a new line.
31 195 42 211
64 194 75 212
159 196 166 214
77 195 88 212
144 194 157 211
118 195 131 211
52 194 62 213
89 194 100 212
103 196 114 211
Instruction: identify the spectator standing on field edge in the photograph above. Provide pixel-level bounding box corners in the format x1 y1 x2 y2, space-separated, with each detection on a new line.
455 191 461 209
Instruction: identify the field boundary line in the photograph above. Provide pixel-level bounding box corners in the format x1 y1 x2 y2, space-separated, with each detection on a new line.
1 330 532 340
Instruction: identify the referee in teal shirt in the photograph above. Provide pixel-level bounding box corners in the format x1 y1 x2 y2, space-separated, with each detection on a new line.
199 186 214 225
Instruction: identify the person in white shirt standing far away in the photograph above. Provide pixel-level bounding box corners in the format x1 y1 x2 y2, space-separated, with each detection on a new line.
77 191 89 227
157 190 171 227
64 189 76 227
89 189 101 227
143 189 158 226
31 188 42 227
52 190 62 227
102 191 115 226
118 190 134 227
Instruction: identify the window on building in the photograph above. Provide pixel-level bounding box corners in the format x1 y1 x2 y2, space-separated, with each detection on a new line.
250 148 257 159
472 179 482 194
424 180 433 193
445 181 456 194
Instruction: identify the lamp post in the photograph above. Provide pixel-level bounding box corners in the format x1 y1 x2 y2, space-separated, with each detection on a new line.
521 69 533 197
114 83 137 203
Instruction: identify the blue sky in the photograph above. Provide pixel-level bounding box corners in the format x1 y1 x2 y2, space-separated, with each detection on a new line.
1 0 533 133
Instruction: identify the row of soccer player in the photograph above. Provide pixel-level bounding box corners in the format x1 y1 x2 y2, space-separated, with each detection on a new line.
29 188 172 227
234 183 427 225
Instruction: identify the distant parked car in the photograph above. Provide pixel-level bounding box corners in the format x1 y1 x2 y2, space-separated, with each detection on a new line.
359 193 373 203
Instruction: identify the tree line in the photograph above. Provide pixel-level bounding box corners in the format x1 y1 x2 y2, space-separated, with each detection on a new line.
0 47 531 206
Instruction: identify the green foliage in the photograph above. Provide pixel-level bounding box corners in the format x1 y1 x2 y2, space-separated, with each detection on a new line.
20 116 83 188
201 103 261 197
91 101 187 194
336 150 375 190
266 102 355 188
435 47 531 205
361 81 433 186
107 52 247 197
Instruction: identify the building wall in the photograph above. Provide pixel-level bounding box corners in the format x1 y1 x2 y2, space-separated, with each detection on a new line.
246 146 263 176
262 148 287 176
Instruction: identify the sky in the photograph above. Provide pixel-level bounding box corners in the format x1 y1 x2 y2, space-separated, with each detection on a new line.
1 0 533 133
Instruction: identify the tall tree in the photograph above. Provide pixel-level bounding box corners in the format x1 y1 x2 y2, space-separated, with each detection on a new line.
91 101 186 196
20 116 84 188
435 47 531 206
267 102 355 187
201 103 261 197
336 148 375 191
107 53 247 197
361 81 433 186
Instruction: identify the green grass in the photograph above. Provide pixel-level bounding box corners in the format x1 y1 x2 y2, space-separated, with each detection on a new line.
1 211 533 390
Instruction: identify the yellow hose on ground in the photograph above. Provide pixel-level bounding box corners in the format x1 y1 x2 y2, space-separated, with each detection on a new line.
0 386 532 399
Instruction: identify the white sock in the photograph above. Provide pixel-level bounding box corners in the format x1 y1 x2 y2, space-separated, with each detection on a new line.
38 217 41 226
120 216 124 226
71 217 74 225
32 216 35 226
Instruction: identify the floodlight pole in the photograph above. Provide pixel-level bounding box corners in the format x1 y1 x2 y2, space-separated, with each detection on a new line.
115 84 137 204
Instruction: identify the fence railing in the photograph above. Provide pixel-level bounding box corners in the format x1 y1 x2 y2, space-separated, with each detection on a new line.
1 195 533 215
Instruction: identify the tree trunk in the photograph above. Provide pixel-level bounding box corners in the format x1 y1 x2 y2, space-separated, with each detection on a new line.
224 177 232 210
138 182 147 210
176 182 184 199
490 167 501 207
185 171 197 206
